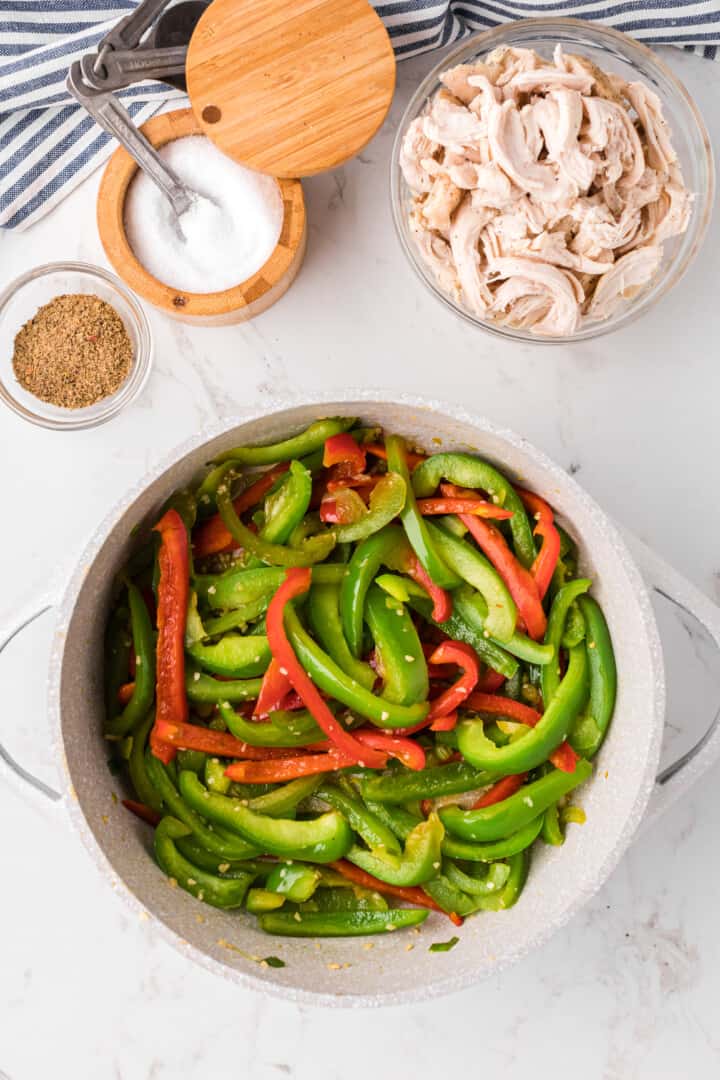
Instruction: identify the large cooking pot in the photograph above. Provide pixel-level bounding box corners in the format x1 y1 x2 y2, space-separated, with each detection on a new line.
3 394 720 1006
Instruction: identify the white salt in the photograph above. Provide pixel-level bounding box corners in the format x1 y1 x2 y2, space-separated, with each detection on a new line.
123 135 284 294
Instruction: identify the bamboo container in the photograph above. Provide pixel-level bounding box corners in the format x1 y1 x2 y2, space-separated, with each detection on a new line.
97 109 306 325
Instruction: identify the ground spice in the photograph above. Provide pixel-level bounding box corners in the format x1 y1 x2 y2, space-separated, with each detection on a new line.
12 293 133 409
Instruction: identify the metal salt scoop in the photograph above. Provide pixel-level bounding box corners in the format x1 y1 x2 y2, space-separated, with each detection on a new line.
67 0 212 230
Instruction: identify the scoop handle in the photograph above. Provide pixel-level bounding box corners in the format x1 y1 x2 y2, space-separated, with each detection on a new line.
66 62 193 218
0 603 61 803
622 529 720 830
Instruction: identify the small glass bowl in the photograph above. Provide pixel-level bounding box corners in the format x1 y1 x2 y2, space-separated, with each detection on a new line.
390 18 715 343
0 262 152 429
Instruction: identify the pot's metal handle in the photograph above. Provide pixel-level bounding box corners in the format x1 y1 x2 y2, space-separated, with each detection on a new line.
621 529 720 829
0 603 61 803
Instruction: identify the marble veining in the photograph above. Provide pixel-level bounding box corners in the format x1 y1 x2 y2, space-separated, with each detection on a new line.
0 42 719 1080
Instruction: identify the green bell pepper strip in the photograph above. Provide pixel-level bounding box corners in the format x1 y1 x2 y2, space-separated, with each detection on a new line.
451 584 553 665
426 522 517 643
385 435 458 589
104 604 131 718
173 835 263 876
440 759 592 842
444 859 511 894
246 776 321 817
145 751 260 860
408 596 519 680
304 885 388 912
412 453 537 568
261 460 312 544
421 873 483 917
542 803 564 846
161 488 197 534
154 817 256 909
425 854 529 916
217 485 337 567
258 908 428 936
284 604 430 729
196 564 346 612
457 644 589 775
308 582 375 690
474 850 530 911
187 632 271 678
128 711 162 812
186 666 263 704
177 771 353 863
375 573 427 604
340 525 410 658
346 813 444 886
105 584 156 737
203 600 270 638
195 461 240 518
569 595 617 758
176 748 206 775
360 760 493 804
333 473 407 543
365 585 428 706
442 815 543 861
205 756 231 795
541 579 592 706
220 702 325 747
369 800 544 862
317 784 402 855
215 418 356 466
246 888 286 913
562 602 586 648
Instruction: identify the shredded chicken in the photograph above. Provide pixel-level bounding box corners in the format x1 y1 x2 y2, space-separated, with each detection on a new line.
400 44 691 337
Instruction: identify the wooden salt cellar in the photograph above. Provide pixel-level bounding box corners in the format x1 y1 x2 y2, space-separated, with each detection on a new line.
96 0 396 324
97 109 305 324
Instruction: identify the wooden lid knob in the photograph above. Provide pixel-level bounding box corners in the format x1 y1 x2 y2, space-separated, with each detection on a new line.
185 0 396 177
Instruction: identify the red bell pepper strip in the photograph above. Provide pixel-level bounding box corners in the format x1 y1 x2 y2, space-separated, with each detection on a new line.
224 749 371 783
407 556 452 623
466 692 542 725
364 443 427 470
319 487 366 525
548 740 580 773
515 488 561 600
117 681 135 706
151 509 190 763
193 464 289 558
353 729 426 771
153 719 298 760
326 472 380 494
466 692 578 773
323 433 366 473
471 774 527 809
417 498 513 520
421 643 452 680
430 710 458 732
122 799 162 827
460 514 547 641
266 568 387 768
427 641 480 720
254 657 293 718
328 859 461 925
477 668 506 692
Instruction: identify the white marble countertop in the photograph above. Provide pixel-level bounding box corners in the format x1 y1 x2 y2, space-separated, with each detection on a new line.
2 43 720 1080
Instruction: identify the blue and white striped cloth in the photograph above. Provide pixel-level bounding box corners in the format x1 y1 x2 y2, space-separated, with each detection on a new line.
1 1 719 230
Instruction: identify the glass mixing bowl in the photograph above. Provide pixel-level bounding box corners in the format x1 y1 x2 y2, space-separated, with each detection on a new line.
0 262 152 429
390 18 715 344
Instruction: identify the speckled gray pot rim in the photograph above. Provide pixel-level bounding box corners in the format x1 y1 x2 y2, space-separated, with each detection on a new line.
47 390 665 1008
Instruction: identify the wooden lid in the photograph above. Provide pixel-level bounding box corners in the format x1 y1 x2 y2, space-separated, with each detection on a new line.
185 0 396 178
